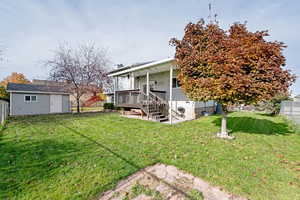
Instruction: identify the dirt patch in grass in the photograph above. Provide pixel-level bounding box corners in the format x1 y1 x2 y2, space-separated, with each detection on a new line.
99 163 247 200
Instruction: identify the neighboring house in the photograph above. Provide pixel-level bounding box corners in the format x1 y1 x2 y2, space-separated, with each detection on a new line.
108 58 216 123
294 95 300 102
32 79 64 86
280 94 300 124
7 83 71 116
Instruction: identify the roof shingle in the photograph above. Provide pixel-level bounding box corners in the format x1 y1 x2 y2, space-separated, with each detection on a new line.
108 61 155 75
7 83 69 93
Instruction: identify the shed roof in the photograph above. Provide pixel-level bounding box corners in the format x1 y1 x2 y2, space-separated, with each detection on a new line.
7 83 69 94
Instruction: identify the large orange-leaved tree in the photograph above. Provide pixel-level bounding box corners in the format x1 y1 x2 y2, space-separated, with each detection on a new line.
0 72 30 100
0 72 30 87
170 20 295 139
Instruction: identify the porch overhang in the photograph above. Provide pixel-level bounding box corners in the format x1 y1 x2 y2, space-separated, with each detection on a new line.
108 58 175 77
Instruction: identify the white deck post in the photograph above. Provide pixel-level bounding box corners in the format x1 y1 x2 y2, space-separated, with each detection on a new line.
146 72 149 95
169 66 173 124
131 73 135 89
114 76 118 105
146 71 150 119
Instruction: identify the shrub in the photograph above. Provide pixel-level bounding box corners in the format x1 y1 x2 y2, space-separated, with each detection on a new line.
103 103 114 110
0 86 9 101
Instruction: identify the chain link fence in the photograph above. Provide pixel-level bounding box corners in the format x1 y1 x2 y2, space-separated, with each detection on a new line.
280 101 300 124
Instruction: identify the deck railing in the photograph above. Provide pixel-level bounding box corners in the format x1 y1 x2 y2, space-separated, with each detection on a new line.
115 89 166 108
116 89 142 107
150 90 166 101
147 91 168 118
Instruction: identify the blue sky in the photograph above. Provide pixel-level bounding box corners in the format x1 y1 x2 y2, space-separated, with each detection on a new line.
0 0 299 95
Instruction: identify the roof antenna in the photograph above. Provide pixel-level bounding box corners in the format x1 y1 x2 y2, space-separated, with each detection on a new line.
208 3 218 24
214 13 218 24
208 3 212 24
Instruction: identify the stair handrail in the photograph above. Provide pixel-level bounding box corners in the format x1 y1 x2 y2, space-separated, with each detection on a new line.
137 90 185 120
148 91 169 117
137 90 150 116
149 91 184 120
148 91 167 104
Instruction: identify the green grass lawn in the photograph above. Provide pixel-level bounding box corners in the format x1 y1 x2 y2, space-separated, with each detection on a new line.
1 112 299 200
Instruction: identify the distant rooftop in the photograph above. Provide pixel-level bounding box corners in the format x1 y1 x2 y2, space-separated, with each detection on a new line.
32 79 65 86
7 83 69 94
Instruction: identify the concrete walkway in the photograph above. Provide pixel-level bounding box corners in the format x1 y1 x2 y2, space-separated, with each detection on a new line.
99 164 247 200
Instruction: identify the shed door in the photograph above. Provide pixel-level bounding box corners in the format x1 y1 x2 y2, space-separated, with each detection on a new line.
50 95 62 113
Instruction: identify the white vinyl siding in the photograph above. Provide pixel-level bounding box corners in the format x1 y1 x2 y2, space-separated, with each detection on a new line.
12 93 50 115
11 93 70 116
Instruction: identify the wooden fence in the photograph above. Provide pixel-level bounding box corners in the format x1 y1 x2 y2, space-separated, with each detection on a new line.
0 100 9 125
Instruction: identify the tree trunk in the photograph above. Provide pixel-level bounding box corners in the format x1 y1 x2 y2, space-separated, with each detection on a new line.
220 112 228 137
76 98 80 113
217 105 234 139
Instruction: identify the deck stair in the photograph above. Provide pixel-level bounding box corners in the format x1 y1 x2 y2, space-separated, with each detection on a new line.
149 110 169 122
139 91 169 122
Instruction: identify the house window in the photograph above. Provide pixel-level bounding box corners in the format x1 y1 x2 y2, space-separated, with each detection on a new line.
172 78 181 88
24 95 37 102
31 96 37 102
25 95 31 102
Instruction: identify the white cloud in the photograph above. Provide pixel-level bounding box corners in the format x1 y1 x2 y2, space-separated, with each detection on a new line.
0 0 299 94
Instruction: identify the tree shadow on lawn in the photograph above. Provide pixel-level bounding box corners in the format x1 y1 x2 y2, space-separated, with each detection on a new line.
213 116 293 135
8 112 115 123
0 138 82 198
256 113 274 117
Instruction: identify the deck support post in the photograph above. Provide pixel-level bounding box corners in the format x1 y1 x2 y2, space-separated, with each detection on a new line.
169 66 173 124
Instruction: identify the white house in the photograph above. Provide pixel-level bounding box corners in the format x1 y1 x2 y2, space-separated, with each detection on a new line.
108 58 217 123
294 95 300 102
